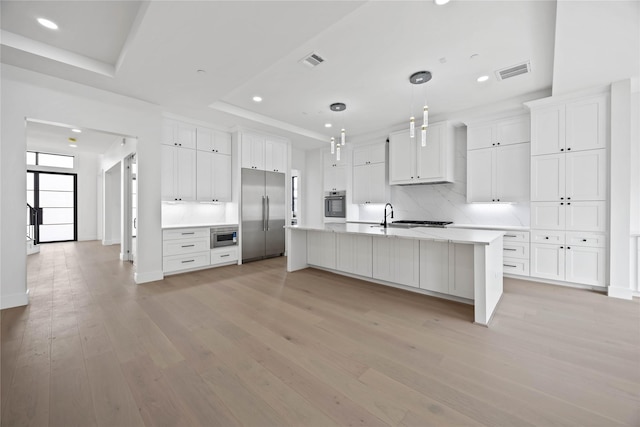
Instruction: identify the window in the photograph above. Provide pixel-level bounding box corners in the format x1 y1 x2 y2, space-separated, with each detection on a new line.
26 151 74 169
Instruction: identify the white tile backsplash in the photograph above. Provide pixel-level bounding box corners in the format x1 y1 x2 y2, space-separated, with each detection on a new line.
162 202 228 226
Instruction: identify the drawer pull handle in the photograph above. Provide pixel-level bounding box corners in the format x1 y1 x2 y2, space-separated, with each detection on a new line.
181 232 195 235
504 264 517 268
181 244 195 248
582 239 587 242
220 254 230 258
504 234 517 238
545 237 549 240
504 248 517 251
181 259 195 263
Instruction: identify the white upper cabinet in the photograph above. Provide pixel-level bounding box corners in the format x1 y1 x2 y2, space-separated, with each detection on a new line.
265 138 287 173
531 94 608 155
352 143 387 204
196 151 231 202
241 133 266 170
161 144 196 201
196 127 231 155
466 148 494 202
389 121 454 185
162 119 197 149
495 143 531 202
467 114 530 150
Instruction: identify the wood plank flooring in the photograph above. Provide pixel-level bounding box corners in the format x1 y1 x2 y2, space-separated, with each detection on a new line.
2 240 639 426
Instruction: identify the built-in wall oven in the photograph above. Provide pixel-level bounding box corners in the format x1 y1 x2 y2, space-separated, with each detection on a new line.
324 191 346 218
211 226 238 248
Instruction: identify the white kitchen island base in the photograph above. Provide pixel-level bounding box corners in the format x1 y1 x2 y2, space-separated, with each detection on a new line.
286 224 504 326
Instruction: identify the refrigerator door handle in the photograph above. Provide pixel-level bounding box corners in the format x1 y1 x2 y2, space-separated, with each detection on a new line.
266 196 270 231
262 196 266 231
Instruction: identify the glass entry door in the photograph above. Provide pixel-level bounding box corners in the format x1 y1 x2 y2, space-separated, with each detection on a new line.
27 171 77 243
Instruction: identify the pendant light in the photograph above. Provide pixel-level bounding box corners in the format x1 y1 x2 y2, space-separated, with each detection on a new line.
330 137 335 154
409 71 432 147
330 102 347 156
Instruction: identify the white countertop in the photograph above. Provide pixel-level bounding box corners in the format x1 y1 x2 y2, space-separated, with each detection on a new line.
448 224 530 232
162 223 238 230
288 223 503 245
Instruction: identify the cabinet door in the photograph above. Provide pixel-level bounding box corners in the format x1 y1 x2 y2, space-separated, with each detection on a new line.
196 152 214 201
324 165 346 192
389 130 415 183
372 237 394 282
394 238 420 288
161 145 177 200
242 134 265 170
565 149 607 201
368 162 387 203
337 234 372 277
496 143 530 202
449 243 474 299
196 127 214 152
307 231 336 269
467 123 494 150
531 153 565 201
467 148 494 202
565 201 607 232
417 123 446 181
353 144 385 166
419 240 449 294
214 131 232 155
531 202 565 230
176 122 197 149
352 164 370 204
213 153 232 202
531 105 565 155
265 139 286 173
565 246 605 286
176 148 196 201
496 116 530 146
565 95 607 152
530 244 565 281
162 120 177 146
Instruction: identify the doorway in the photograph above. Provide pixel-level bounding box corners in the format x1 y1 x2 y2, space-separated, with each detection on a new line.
26 170 77 243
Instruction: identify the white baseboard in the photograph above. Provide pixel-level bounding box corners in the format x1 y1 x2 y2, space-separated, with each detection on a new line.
1 290 29 309
608 286 634 300
102 239 121 246
78 235 98 241
134 270 164 284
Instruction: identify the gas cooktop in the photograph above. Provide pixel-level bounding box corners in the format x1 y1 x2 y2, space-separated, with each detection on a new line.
390 220 453 228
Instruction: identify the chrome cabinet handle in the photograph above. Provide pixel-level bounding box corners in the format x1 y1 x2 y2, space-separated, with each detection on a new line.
504 264 517 268
181 259 195 263
503 248 517 251
181 244 195 248
504 234 517 238
220 254 230 258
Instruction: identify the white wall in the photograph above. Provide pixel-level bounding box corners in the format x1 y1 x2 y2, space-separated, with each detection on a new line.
1 64 163 309
103 163 122 245
304 149 324 226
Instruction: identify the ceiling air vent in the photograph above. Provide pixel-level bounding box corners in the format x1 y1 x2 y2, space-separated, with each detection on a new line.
300 52 325 68
495 61 531 81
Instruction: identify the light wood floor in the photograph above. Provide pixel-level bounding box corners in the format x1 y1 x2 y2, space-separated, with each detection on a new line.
2 241 639 426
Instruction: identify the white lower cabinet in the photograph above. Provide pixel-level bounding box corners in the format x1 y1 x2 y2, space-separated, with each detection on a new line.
336 234 372 277
531 232 606 286
372 237 419 288
307 231 336 269
211 246 238 266
163 227 211 274
418 241 474 299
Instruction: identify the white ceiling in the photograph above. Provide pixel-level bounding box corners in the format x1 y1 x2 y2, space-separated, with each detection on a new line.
1 1 559 150
26 121 123 155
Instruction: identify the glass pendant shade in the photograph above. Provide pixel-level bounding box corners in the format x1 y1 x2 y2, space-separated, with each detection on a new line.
421 125 427 147
409 117 415 138
341 129 346 146
423 105 429 127
330 137 335 154
336 145 341 161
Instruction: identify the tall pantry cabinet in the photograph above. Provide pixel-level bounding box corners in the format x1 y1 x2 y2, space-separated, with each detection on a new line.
527 92 609 287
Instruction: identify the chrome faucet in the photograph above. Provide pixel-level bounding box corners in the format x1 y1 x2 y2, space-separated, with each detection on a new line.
382 203 394 228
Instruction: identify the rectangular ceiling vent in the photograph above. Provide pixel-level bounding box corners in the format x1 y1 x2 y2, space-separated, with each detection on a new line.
495 61 531 81
300 52 325 68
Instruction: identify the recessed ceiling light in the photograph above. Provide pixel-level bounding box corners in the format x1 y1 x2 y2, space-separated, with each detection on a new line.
324 123 332 128
68 144 77 148
477 75 489 82
434 0 450 5
71 128 82 133
37 18 58 30
252 96 262 103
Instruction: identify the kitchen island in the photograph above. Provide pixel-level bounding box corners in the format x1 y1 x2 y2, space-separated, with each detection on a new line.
286 223 504 326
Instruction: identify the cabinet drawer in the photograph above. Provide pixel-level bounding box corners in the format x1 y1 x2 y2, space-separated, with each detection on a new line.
163 228 210 240
503 242 529 259
503 258 530 276
211 247 238 265
163 237 210 256
566 232 606 248
531 230 565 245
163 251 210 273
502 231 530 242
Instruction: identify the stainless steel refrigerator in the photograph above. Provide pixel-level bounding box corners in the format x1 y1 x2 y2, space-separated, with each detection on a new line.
241 168 286 262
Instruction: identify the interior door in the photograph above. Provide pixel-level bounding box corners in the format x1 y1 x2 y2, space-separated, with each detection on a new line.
28 171 77 243
241 168 266 261
265 171 285 257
